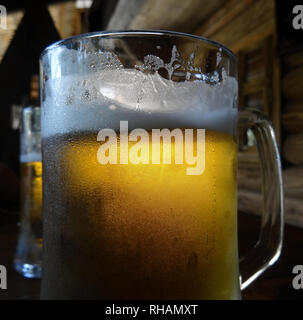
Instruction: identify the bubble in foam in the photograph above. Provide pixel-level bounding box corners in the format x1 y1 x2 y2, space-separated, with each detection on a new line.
109 104 117 111
87 51 123 71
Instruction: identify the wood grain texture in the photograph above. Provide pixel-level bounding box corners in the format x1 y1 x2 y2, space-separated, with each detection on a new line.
238 148 260 168
283 50 303 71
238 166 303 198
282 112 303 133
195 0 253 38
106 0 143 31
282 65 303 101
271 33 282 147
48 1 80 39
238 166 303 194
284 101 303 112
238 188 303 228
283 166 303 193
283 134 303 165
238 165 303 228
106 0 226 32
194 0 276 52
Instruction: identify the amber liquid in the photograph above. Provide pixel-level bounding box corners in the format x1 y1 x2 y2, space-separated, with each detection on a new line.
15 162 43 265
41 130 240 299
21 162 43 235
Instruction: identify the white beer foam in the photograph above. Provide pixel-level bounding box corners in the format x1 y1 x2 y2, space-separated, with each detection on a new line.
20 152 42 163
42 51 237 137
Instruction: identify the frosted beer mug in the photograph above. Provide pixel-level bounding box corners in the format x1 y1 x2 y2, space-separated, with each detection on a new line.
40 31 284 299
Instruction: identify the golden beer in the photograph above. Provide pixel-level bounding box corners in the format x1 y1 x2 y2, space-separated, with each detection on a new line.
41 129 239 299
20 161 43 239
15 161 43 272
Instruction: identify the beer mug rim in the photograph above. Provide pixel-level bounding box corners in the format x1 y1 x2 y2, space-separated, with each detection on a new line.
40 29 236 61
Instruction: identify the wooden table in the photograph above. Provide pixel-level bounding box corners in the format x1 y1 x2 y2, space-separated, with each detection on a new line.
0 210 302 300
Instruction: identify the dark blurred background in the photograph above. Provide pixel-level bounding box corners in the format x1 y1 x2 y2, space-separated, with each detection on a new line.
0 0 302 300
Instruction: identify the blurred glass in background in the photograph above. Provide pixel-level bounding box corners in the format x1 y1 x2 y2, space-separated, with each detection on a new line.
14 75 42 279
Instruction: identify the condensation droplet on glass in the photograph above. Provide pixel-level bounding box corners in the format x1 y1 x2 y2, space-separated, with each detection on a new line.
187 252 198 269
82 90 90 101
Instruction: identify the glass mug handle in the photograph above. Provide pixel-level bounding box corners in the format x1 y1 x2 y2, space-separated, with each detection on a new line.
238 108 284 290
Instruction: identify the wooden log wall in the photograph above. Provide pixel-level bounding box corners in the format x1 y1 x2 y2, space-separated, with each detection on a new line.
238 165 303 228
106 0 226 32
282 51 303 165
194 0 303 227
